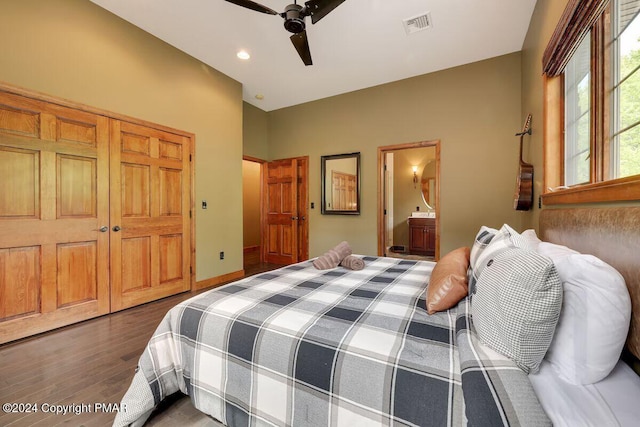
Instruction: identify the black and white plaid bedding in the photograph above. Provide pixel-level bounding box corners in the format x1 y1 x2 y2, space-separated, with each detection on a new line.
114 256 549 427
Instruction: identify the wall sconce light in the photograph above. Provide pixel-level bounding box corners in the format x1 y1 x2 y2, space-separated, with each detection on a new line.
412 165 418 188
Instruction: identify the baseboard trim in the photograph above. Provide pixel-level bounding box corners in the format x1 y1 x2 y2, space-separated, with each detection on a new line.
194 270 244 291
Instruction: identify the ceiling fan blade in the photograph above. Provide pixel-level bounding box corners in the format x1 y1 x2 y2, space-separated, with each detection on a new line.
224 0 279 15
290 31 313 66
304 0 346 24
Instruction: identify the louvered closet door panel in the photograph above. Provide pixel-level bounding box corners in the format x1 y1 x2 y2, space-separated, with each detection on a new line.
0 91 109 344
110 120 191 311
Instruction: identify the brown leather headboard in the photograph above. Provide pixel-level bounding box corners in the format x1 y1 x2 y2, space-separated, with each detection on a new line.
540 207 640 363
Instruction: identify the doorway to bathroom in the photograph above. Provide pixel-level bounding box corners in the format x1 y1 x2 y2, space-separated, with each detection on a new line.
377 140 440 261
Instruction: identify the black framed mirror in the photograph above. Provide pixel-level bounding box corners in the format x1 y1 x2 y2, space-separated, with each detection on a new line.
321 152 360 215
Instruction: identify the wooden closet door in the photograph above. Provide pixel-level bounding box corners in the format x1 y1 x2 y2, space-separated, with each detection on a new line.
0 91 110 344
110 120 191 311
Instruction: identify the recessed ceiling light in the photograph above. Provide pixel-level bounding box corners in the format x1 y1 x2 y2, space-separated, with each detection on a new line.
237 50 250 60
255 94 264 100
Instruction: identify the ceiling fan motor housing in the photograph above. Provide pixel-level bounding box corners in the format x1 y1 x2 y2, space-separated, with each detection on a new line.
283 4 306 34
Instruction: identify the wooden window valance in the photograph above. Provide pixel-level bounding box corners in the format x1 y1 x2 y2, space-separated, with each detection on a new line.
542 0 609 76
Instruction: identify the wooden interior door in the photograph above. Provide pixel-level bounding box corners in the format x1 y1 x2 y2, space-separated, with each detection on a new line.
264 158 299 264
0 91 110 344
110 120 191 311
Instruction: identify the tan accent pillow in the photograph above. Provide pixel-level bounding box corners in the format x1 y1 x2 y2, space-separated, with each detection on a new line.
426 247 470 314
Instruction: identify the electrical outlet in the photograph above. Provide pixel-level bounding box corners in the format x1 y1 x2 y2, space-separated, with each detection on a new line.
202 200 207 209
219 251 224 260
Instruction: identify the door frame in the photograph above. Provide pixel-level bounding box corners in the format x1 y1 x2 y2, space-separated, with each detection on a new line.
384 152 395 250
377 140 441 259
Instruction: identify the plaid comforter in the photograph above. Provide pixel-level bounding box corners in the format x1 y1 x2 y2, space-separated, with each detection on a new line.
114 256 549 427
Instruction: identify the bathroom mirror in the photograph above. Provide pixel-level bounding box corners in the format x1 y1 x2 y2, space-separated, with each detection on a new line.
321 152 360 215
421 160 437 210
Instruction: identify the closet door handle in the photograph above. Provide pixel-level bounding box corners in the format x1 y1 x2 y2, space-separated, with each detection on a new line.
95 226 109 232
112 225 121 232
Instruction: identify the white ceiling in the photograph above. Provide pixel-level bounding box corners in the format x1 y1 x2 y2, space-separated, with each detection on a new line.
89 0 537 111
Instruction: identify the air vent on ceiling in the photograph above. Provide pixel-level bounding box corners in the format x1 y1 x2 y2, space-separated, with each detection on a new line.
403 12 432 35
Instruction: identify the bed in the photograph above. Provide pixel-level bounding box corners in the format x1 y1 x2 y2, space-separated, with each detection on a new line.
114 207 640 427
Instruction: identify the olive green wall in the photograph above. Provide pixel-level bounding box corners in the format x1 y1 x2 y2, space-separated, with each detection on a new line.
267 53 526 257
243 102 269 160
0 0 244 281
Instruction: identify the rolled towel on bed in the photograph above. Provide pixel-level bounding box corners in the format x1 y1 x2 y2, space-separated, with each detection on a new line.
340 255 365 271
313 241 352 270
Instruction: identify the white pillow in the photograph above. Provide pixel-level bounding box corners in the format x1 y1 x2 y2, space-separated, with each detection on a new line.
521 229 542 250
538 242 632 385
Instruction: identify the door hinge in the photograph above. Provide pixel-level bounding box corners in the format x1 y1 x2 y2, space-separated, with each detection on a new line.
189 154 192 161
384 209 387 215
189 210 192 218
190 266 193 274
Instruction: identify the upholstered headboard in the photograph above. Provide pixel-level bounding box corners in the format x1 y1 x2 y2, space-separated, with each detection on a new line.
540 207 640 367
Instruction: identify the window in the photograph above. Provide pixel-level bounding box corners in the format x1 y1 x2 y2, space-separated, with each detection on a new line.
564 33 592 186
612 1 640 179
542 0 640 204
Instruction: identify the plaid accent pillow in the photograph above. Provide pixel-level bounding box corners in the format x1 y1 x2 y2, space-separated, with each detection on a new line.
468 224 535 294
471 247 562 374
468 226 497 293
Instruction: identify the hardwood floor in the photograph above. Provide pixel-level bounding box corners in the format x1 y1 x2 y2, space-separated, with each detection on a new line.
0 260 281 427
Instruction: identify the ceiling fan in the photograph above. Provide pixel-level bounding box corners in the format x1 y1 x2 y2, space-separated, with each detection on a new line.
224 0 347 66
